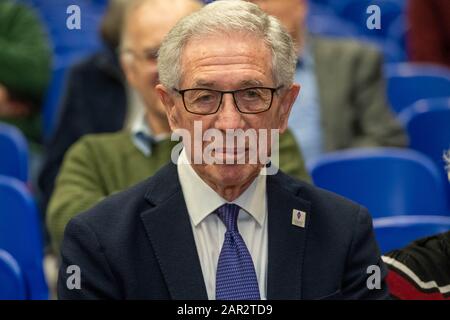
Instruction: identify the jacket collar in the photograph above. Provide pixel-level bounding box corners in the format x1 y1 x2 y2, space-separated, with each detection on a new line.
141 163 311 299
141 163 208 299
266 172 311 299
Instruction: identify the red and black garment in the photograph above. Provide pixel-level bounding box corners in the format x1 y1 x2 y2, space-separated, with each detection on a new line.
383 231 450 300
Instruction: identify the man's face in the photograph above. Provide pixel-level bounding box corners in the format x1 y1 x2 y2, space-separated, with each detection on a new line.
121 2 193 118
248 0 306 40
158 33 299 191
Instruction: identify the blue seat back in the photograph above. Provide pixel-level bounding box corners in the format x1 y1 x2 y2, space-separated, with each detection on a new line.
0 176 48 299
399 98 450 168
309 148 449 218
335 0 403 38
386 63 450 113
374 215 450 253
307 13 360 38
0 123 28 182
0 249 26 300
399 98 450 208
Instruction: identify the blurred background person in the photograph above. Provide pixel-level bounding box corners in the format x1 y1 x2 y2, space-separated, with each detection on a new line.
0 0 51 183
38 0 129 214
46 0 201 254
407 0 450 68
247 0 407 164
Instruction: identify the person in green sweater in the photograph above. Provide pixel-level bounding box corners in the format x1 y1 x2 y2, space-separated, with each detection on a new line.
47 0 311 254
0 1 51 145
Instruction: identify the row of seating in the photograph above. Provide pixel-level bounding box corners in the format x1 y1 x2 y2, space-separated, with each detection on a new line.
0 175 48 300
386 64 450 114
373 215 450 253
0 249 26 299
309 147 450 218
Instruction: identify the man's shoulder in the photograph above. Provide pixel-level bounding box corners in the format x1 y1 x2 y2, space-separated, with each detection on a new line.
67 175 153 239
68 163 177 230
69 131 133 157
77 131 131 146
271 170 364 221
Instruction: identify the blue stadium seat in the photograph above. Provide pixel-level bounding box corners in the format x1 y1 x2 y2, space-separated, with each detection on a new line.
0 122 29 182
26 0 103 66
308 2 335 15
335 0 403 38
398 98 450 169
0 249 26 300
311 0 355 13
386 15 408 55
307 14 360 38
0 176 48 300
385 63 450 113
373 215 450 253
398 98 450 207
309 148 449 218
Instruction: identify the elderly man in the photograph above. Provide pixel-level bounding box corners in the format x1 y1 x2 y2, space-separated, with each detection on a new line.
47 0 308 255
58 0 388 300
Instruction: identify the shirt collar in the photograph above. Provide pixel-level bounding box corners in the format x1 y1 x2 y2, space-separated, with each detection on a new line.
130 116 170 156
177 148 267 227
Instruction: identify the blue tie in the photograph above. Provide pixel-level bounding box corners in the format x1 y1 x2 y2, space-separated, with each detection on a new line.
215 204 260 300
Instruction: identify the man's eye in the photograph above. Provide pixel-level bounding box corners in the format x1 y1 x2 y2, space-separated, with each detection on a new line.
196 94 215 103
144 53 157 61
243 89 261 99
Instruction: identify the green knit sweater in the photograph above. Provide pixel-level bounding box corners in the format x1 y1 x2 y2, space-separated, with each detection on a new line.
47 129 310 253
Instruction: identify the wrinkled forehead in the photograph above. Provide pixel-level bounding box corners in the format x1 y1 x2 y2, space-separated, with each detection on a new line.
179 32 274 87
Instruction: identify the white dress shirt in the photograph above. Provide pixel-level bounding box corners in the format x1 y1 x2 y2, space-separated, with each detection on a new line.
177 149 268 300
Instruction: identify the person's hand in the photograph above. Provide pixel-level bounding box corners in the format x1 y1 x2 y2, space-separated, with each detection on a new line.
0 84 33 118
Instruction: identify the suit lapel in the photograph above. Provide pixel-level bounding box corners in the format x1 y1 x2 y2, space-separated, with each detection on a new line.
266 174 311 299
140 164 208 299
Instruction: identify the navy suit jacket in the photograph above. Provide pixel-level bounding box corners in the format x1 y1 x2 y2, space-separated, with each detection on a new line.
58 163 389 299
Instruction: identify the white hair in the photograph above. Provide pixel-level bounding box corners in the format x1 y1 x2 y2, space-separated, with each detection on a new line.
157 0 297 89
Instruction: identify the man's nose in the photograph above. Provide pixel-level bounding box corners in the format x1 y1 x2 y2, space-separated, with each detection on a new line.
215 93 245 130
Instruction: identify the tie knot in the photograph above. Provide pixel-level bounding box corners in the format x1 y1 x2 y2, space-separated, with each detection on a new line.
217 204 240 232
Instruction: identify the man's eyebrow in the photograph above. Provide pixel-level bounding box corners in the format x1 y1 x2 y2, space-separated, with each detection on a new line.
191 79 266 88
192 80 216 88
143 46 159 56
238 79 265 87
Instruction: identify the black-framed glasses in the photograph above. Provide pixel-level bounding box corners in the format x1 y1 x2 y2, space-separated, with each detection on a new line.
173 86 283 115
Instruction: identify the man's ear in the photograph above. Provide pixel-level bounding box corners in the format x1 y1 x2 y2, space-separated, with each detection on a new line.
155 84 179 131
278 83 300 133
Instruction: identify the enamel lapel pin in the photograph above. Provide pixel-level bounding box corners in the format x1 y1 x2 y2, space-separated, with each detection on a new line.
292 209 306 228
